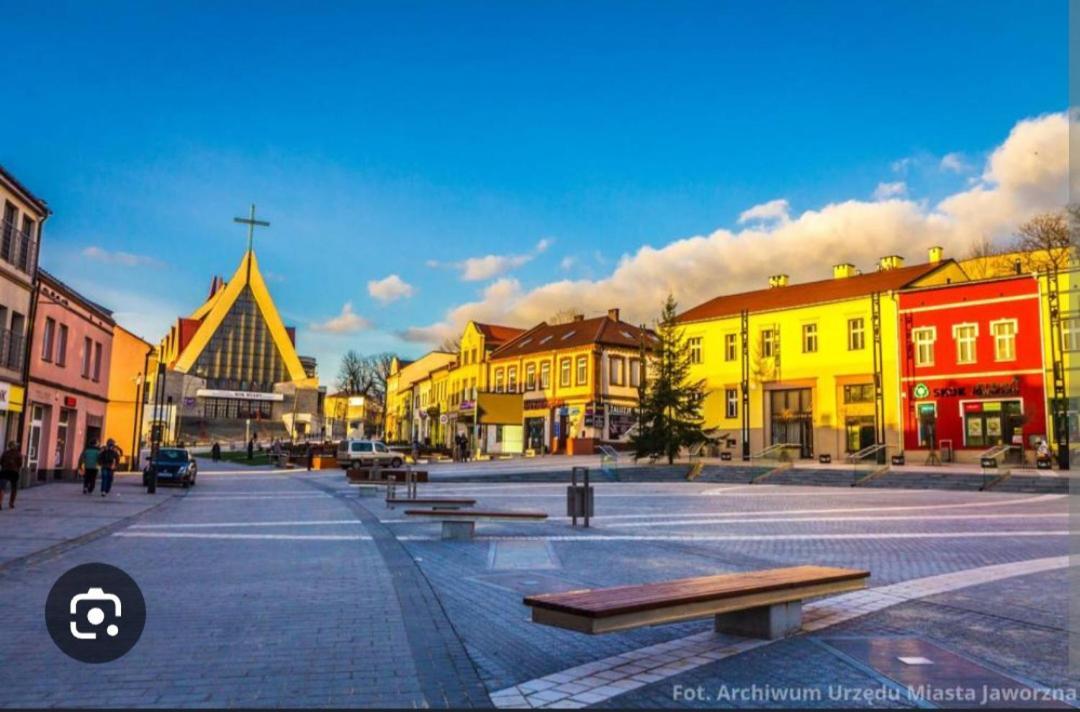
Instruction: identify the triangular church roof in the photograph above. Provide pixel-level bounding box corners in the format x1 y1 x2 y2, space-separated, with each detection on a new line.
172 250 308 382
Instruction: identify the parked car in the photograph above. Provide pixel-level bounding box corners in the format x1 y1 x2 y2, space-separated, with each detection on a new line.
336 439 404 469
143 448 198 488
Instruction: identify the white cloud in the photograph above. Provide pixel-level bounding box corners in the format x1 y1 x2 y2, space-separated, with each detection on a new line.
367 274 414 304
873 181 907 201
560 255 577 271
430 238 552 281
738 198 790 225
940 152 970 173
310 302 372 334
402 112 1068 345
81 246 162 268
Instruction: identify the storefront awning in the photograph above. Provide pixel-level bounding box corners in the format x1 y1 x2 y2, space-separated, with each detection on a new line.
476 392 524 425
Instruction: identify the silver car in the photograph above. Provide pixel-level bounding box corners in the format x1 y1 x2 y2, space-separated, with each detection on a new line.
336 439 404 469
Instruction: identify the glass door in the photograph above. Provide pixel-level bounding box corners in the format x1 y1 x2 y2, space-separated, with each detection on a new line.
27 404 43 472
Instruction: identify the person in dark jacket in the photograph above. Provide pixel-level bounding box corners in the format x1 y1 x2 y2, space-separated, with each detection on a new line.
78 440 101 494
98 439 120 498
305 443 314 471
247 437 255 461
0 442 21 510
211 441 221 461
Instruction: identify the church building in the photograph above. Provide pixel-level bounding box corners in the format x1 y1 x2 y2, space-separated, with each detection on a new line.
151 236 323 444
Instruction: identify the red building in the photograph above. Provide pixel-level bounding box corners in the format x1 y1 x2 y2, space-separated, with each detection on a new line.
898 274 1047 462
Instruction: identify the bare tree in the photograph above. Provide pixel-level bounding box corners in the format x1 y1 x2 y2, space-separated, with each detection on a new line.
548 308 582 325
438 335 461 353
336 351 397 436
336 350 370 395
1013 211 1075 274
963 237 1012 279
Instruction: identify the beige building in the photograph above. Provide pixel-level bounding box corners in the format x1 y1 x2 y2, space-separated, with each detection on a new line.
0 165 48 454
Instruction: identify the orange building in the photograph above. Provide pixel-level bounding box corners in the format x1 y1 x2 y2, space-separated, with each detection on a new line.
104 324 153 468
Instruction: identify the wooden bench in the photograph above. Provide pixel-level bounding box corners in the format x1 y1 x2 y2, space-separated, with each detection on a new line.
386 497 476 510
523 565 869 639
346 468 429 483
404 509 548 540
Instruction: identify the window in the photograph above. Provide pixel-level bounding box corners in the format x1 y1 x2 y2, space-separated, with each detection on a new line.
494 368 505 392
991 320 1017 362
1064 318 1080 352
559 358 571 387
724 333 737 362
761 329 777 358
56 324 68 366
629 358 641 388
576 355 588 385
725 388 738 419
802 323 818 353
843 383 874 404
847 318 865 351
81 336 92 378
41 317 55 361
610 356 625 386
687 337 702 364
507 366 517 393
540 361 551 389
953 323 978 365
526 363 537 391
913 327 936 366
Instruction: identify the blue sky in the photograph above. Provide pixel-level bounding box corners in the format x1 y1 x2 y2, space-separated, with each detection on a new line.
3 1 1067 381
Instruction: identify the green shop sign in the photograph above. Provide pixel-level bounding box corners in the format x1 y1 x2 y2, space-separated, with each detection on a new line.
912 382 930 399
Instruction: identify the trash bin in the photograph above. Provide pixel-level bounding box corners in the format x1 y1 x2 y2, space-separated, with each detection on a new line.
567 466 594 527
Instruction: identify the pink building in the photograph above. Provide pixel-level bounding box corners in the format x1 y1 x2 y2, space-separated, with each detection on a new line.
25 269 114 479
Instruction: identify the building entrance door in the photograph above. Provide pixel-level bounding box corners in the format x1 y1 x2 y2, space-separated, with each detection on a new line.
27 404 44 472
769 388 813 458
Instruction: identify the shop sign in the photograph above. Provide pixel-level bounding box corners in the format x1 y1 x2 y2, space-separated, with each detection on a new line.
439 414 448 424
196 389 284 402
64 396 78 408
524 398 549 411
921 379 1022 400
459 400 476 412
964 402 983 413
912 383 930 399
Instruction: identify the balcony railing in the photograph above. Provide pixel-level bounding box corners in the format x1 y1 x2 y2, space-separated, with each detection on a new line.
0 328 26 372
0 219 38 276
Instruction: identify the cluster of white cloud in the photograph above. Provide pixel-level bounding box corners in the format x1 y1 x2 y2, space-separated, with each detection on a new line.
82 246 162 268
367 274 414 304
427 238 552 281
310 301 371 334
400 112 1068 345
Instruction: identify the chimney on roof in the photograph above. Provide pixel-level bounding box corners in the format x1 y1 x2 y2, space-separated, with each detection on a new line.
607 308 620 322
833 263 857 279
768 274 789 288
879 255 905 271
928 246 944 263
573 314 585 322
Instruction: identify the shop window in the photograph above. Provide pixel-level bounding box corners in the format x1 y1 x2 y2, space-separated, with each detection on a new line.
761 328 777 358
802 323 818 353
847 318 865 351
913 327 935 366
990 319 1017 361
724 333 737 361
687 337 702 364
540 361 551 389
845 416 876 452
559 358 571 387
725 388 738 419
525 363 537 391
843 383 874 404
576 356 588 386
953 323 978 364
609 356 625 386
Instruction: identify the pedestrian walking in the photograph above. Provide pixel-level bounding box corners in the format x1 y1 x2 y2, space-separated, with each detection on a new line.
247 437 255 461
78 439 102 495
98 439 120 498
211 441 221 461
0 441 21 510
305 442 314 471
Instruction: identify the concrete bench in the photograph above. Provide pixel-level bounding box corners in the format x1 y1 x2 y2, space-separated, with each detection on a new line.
404 509 548 540
346 468 428 483
354 484 379 498
523 565 869 638
386 497 476 510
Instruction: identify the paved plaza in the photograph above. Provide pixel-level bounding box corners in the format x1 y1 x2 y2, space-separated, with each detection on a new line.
0 462 1077 708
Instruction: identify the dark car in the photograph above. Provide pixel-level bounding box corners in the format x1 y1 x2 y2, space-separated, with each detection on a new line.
143 448 198 488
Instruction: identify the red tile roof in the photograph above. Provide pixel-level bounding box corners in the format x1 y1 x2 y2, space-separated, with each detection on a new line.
676 262 954 323
490 316 656 359
475 322 526 345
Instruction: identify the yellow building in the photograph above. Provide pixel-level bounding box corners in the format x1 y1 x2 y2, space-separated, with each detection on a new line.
677 251 966 461
384 351 456 443
104 324 153 467
324 392 381 440
484 309 653 455
441 321 523 450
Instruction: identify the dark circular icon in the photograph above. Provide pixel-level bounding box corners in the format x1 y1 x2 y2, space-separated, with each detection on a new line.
45 563 146 663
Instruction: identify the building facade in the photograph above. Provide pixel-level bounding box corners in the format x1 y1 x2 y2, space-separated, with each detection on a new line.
898 274 1047 463
677 250 966 461
104 324 153 468
384 351 457 443
0 165 48 461
25 270 114 479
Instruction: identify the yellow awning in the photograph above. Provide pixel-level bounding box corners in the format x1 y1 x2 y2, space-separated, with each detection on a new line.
477 392 524 425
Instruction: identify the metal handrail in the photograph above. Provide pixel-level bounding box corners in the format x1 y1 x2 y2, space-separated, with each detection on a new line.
979 443 1014 462
846 442 888 464
751 442 800 460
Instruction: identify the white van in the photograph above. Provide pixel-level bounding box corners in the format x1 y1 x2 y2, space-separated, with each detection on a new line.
336 439 404 469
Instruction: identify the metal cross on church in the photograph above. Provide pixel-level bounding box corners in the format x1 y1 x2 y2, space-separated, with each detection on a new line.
233 203 270 252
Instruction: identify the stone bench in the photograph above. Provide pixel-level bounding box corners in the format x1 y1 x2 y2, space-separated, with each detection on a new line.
386 497 477 510
346 468 428 483
404 509 548 540
523 565 869 638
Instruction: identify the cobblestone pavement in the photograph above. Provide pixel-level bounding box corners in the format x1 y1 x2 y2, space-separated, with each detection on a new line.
0 470 1075 708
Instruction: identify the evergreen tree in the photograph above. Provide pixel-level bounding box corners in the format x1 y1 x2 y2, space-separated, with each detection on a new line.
632 295 706 464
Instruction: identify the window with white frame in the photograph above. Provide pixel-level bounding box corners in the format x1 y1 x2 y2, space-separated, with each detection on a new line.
609 356 625 386
540 361 551 389
1063 318 1080 352
687 336 702 364
507 366 517 392
724 333 737 361
847 318 865 351
761 328 777 358
953 323 978 364
629 358 641 387
725 388 738 419
525 363 537 391
802 323 818 353
494 368 505 392
559 358 571 387
990 319 1017 361
576 355 588 385
913 327 936 366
